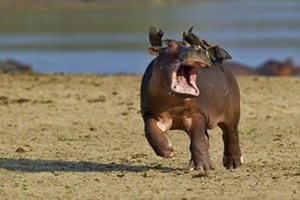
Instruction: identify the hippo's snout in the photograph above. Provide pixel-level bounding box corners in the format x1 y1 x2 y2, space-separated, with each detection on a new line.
185 50 211 68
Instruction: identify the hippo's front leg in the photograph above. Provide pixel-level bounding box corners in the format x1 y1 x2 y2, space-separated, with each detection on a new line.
144 117 174 158
189 115 213 171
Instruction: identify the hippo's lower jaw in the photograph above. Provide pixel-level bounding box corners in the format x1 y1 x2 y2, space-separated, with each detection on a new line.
170 61 208 97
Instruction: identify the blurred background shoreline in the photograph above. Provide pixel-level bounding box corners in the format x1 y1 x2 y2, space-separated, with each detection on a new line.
0 0 300 74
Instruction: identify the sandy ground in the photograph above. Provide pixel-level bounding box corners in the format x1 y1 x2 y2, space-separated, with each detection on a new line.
0 73 300 200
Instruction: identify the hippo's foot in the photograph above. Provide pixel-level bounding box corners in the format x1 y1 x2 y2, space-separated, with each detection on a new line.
187 156 214 172
155 142 174 159
223 151 243 169
144 117 174 158
145 133 174 158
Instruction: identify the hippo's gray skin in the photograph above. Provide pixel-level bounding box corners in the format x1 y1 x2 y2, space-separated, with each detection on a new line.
140 39 243 171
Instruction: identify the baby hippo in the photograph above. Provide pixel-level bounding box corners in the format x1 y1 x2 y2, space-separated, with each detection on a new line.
140 27 243 171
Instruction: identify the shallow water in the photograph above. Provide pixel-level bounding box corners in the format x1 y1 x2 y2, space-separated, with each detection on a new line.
0 0 299 73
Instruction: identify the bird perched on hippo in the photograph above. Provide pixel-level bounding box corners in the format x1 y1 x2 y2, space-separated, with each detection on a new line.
140 26 243 171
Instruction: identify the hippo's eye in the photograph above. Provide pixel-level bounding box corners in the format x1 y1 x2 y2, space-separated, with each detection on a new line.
164 40 179 54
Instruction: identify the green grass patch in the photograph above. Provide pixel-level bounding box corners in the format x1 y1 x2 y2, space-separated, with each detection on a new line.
39 99 54 104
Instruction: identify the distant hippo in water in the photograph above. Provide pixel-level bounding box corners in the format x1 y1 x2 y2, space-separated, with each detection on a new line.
0 59 33 73
255 58 299 76
227 58 300 76
140 27 243 171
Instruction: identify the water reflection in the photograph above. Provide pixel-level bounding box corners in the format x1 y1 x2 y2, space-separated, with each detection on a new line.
0 0 299 73
0 50 152 74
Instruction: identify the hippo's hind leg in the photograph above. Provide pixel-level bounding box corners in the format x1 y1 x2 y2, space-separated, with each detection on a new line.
144 117 174 158
218 122 243 169
188 116 213 171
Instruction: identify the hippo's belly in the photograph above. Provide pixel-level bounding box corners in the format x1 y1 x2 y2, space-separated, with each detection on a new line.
170 115 192 131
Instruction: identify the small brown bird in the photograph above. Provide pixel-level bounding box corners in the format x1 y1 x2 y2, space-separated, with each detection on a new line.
148 26 164 47
181 26 232 62
181 26 209 50
207 45 232 62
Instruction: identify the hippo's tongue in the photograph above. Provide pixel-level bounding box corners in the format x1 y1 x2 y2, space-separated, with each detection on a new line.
171 64 199 97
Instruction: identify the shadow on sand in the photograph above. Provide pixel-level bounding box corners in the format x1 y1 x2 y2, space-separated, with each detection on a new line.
0 158 176 173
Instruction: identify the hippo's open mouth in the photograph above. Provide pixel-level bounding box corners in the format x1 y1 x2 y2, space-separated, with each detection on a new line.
171 61 209 97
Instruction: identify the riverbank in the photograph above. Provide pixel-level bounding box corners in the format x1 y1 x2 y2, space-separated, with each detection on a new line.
0 73 300 199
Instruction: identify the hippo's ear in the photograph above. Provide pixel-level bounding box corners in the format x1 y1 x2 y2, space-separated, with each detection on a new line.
149 26 164 47
148 46 162 56
207 45 232 62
